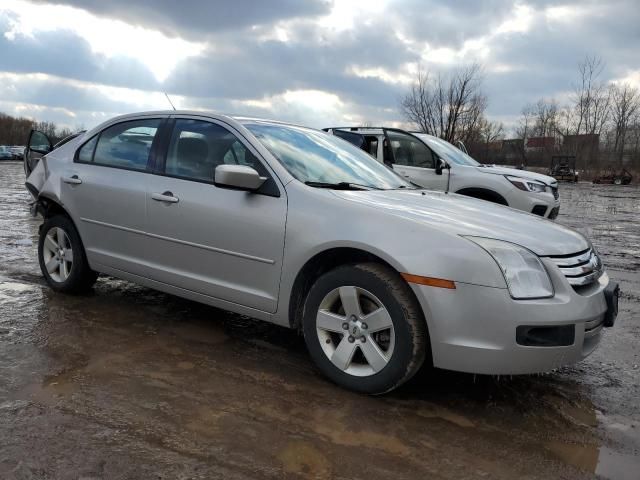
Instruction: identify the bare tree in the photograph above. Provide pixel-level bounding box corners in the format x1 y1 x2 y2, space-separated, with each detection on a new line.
479 118 505 144
531 98 559 137
400 63 487 143
514 104 535 165
556 105 575 137
610 83 640 163
572 55 611 135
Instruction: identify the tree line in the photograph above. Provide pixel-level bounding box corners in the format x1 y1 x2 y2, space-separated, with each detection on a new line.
400 55 640 171
0 112 77 146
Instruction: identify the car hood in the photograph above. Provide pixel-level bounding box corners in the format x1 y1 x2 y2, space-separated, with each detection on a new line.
332 189 587 256
476 165 557 186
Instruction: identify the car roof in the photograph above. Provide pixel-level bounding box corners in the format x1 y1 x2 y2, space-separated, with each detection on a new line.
327 126 439 140
103 110 312 131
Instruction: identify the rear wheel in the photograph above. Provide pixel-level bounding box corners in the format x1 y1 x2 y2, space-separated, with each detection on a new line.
38 215 98 293
302 263 428 394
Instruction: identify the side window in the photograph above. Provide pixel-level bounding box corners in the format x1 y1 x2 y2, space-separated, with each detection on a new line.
91 119 161 171
77 135 98 163
165 119 267 182
364 137 379 157
386 131 435 168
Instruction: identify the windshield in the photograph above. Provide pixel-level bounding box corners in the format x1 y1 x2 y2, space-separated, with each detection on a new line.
415 134 481 167
244 122 413 190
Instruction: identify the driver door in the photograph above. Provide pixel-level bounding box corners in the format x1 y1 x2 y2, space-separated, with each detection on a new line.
144 117 287 314
384 129 448 191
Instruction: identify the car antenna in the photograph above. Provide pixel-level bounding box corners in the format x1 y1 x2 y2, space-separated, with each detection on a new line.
164 92 176 111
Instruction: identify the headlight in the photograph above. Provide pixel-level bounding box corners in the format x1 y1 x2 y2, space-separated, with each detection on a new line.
465 237 554 299
506 175 547 193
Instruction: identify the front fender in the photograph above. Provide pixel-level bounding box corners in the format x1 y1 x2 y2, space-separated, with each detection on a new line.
272 183 508 326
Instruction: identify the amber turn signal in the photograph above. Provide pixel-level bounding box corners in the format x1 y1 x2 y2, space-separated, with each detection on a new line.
401 273 456 289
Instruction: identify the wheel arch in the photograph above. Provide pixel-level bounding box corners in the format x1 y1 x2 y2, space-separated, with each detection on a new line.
287 246 418 331
36 195 72 220
455 187 508 206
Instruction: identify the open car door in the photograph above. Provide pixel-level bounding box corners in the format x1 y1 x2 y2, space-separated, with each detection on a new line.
329 129 366 149
24 130 85 178
24 129 53 177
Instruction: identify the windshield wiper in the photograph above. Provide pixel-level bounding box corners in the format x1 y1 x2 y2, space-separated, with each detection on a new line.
304 181 380 191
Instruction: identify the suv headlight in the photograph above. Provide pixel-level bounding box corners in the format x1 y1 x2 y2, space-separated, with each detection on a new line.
506 175 547 193
465 237 554 299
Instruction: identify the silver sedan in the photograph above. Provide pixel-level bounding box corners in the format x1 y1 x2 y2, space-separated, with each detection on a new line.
25 111 618 394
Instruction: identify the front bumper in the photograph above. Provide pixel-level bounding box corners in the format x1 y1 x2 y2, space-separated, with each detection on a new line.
508 189 560 219
411 265 614 375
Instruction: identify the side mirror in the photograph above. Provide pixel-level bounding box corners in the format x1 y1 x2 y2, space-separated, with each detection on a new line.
435 158 448 175
214 164 266 191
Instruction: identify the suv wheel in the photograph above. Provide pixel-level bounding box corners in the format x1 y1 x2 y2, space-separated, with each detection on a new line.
302 263 428 394
38 215 98 293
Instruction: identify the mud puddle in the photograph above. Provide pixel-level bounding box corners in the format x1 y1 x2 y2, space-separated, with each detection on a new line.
0 162 638 479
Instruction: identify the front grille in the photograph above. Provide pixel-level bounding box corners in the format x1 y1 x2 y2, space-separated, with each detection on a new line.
547 248 603 287
551 186 559 199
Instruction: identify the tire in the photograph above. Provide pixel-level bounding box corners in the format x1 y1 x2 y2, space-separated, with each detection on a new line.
302 262 428 394
38 215 98 293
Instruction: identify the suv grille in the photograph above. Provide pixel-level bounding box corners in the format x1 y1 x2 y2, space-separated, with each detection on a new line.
547 248 603 286
551 186 559 199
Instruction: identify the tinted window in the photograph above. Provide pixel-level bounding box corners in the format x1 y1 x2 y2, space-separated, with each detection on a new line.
364 136 379 157
92 119 160 170
77 135 98 163
387 131 435 168
165 119 266 182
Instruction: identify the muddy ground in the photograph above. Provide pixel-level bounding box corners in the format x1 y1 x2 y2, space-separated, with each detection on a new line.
0 160 638 479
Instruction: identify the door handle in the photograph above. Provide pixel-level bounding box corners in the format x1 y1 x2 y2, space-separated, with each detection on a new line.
151 191 179 203
62 175 82 185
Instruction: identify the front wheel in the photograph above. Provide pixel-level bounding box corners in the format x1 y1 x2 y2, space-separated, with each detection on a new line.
38 215 98 293
302 263 428 394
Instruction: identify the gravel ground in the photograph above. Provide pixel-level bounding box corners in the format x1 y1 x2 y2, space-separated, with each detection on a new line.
0 160 638 479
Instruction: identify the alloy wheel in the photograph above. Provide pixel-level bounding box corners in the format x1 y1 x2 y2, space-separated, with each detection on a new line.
42 227 74 282
316 286 395 377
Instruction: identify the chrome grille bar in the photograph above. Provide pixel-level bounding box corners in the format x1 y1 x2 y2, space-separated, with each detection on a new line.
547 248 603 286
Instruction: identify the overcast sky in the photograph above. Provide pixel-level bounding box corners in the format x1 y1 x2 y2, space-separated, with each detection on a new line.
1 0 638 133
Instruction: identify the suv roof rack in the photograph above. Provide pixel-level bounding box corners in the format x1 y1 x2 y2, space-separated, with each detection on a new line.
322 127 386 132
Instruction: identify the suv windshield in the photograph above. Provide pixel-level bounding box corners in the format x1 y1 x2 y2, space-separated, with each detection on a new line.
244 122 413 190
415 134 481 167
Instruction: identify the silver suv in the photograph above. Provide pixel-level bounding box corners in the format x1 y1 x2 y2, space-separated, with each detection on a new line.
25 111 618 394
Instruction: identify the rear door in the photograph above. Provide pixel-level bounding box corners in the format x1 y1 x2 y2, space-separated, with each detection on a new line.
331 130 366 149
144 116 287 313
60 116 166 276
384 129 448 190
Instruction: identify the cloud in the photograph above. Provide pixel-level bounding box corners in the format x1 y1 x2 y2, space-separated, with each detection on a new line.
0 21 159 90
1 0 639 134
34 0 332 39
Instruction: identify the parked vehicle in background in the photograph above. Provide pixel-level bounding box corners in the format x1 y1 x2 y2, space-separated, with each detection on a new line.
593 169 633 185
324 127 561 219
0 145 13 160
550 155 579 183
9 146 25 160
24 111 618 394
